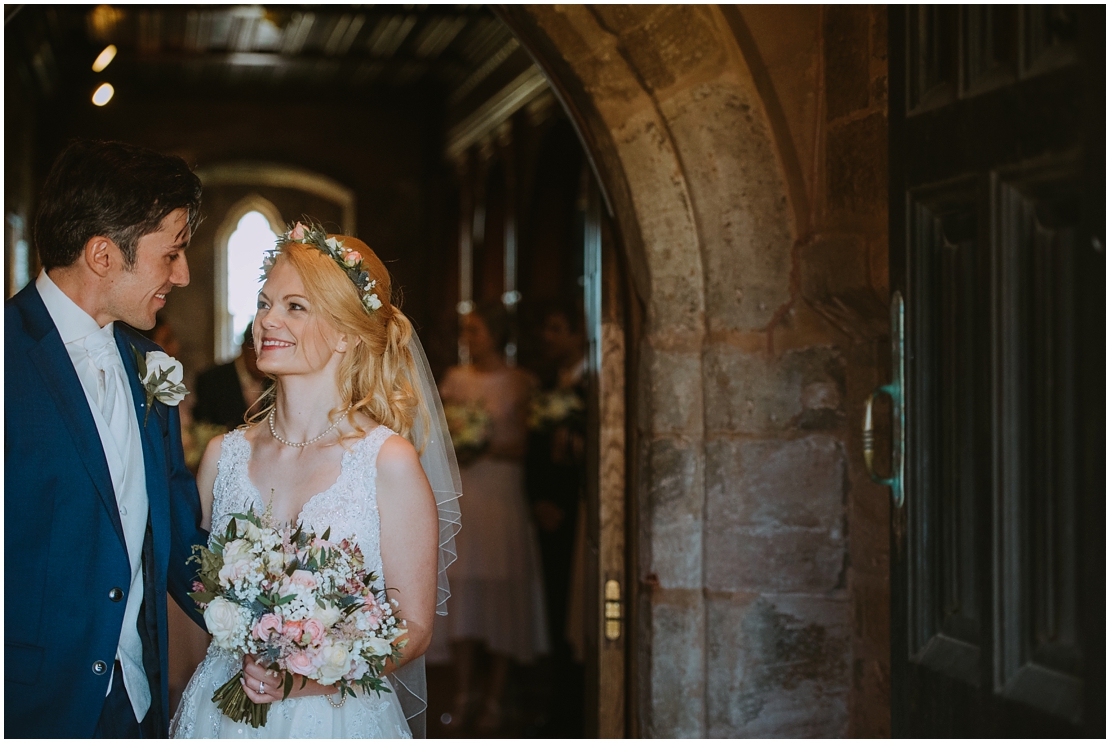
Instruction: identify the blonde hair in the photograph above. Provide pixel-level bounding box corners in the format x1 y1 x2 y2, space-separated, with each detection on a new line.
252 236 429 450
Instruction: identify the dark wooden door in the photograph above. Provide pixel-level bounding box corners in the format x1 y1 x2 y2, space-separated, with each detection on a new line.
888 5 1104 737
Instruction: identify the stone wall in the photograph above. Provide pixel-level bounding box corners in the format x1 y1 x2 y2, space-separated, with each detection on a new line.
504 5 890 736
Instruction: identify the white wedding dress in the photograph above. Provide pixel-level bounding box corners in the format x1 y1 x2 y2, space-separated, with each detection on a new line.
170 426 413 739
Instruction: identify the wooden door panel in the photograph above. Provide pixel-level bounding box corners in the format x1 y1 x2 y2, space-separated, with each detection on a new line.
906 182 985 689
962 6 1019 96
992 163 1085 723
890 4 1103 737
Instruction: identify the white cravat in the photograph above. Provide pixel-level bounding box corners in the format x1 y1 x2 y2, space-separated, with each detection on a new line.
36 272 151 722
84 327 133 458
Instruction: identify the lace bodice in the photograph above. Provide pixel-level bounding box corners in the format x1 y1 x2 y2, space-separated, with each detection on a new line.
211 426 397 584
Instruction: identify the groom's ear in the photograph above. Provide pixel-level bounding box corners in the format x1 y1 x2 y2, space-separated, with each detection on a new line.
84 236 118 278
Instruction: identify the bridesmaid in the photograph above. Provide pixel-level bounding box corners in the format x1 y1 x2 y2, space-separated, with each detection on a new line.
439 300 549 731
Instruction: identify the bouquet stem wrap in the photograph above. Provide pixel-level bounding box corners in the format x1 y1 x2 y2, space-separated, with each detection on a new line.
213 671 270 727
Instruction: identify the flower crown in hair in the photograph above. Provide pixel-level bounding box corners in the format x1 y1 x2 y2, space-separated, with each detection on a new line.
261 221 382 313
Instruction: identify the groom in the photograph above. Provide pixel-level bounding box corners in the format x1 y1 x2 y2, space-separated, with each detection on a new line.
5 140 209 738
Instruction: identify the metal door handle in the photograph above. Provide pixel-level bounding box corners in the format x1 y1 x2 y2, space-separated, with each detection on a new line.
863 292 905 508
864 385 898 487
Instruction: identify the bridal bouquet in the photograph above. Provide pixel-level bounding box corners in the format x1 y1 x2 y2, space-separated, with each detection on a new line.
443 399 493 465
527 388 585 433
189 511 407 727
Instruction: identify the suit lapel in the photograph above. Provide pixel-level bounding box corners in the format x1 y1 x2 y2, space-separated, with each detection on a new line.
19 286 126 546
118 330 171 579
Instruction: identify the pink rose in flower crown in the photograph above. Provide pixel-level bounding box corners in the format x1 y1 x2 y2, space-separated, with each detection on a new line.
302 618 326 646
286 650 317 677
343 251 362 266
289 222 307 240
253 613 283 642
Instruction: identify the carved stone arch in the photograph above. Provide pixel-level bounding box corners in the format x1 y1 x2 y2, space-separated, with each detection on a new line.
499 5 799 738
501 6 795 335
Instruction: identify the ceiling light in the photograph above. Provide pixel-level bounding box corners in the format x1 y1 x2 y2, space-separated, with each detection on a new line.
92 83 114 106
92 44 117 72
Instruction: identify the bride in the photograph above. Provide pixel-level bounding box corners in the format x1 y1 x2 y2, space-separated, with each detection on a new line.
171 223 461 738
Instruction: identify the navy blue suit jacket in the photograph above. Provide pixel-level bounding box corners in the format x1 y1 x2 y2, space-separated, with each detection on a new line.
4 282 209 738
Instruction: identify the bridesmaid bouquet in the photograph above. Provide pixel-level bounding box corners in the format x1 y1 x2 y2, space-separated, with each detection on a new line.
527 388 585 433
183 421 228 472
189 511 408 728
443 399 493 465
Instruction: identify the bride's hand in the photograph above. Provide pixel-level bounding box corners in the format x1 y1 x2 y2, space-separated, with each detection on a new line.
240 655 337 704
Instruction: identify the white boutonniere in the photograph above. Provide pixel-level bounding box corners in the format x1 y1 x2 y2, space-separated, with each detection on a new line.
132 348 189 424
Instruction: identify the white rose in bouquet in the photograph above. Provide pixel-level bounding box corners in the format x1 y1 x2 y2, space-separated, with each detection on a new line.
239 519 262 541
217 557 252 586
217 539 255 585
265 550 286 572
364 636 393 657
312 604 343 628
223 538 252 560
317 643 351 685
205 597 245 646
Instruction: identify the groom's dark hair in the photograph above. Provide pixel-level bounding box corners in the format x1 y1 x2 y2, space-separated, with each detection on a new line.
34 139 202 271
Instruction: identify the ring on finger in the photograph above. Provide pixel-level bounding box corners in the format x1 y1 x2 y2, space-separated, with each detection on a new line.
259 680 265 694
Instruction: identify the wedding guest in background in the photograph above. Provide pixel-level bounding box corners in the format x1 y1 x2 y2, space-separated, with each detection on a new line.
439 300 549 732
150 314 182 358
5 138 206 737
525 300 587 735
191 322 268 430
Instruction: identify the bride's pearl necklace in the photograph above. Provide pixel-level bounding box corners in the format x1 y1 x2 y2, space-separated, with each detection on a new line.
269 405 352 448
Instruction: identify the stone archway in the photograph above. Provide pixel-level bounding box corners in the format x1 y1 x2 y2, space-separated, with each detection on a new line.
500 5 885 738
